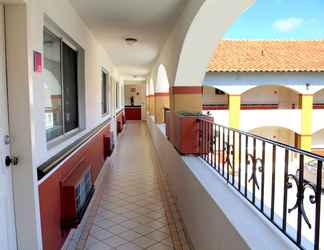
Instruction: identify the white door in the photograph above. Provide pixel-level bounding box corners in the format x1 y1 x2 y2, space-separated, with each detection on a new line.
0 4 17 250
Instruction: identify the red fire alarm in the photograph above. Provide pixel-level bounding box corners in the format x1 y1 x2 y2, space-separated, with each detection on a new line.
33 51 42 73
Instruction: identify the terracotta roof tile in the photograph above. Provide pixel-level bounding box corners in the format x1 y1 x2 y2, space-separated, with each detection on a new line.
208 40 324 72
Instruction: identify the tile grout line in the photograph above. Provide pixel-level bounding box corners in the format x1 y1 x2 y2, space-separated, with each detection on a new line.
71 122 188 250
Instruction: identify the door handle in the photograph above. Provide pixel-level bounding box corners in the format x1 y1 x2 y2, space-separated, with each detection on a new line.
5 156 18 167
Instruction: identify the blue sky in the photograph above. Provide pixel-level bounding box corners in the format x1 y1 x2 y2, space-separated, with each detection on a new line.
224 0 324 40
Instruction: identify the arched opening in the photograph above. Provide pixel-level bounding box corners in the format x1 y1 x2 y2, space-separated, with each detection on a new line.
314 88 324 109
241 85 300 110
312 129 324 156
156 64 170 94
249 126 297 147
148 79 155 116
154 64 170 123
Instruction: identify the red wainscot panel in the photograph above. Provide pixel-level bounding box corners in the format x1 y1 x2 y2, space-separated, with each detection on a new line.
116 109 125 134
38 123 111 250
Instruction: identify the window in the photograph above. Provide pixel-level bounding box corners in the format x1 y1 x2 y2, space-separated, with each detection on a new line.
101 70 109 115
43 28 79 142
116 81 120 109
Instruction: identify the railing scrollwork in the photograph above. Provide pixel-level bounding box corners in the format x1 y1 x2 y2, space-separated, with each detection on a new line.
247 154 264 190
287 170 317 229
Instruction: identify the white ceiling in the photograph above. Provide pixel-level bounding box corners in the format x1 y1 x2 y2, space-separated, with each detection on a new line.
69 0 187 80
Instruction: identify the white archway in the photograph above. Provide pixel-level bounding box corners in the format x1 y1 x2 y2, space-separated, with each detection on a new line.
241 85 300 109
149 78 155 96
174 0 254 86
156 64 170 93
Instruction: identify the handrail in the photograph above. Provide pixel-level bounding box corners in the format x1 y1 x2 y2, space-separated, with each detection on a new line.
197 118 324 161
37 118 112 181
197 118 323 250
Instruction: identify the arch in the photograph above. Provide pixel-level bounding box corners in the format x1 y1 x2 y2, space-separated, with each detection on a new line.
314 88 324 105
249 126 297 146
241 85 300 109
312 128 324 149
145 80 150 96
149 78 155 96
241 84 300 96
174 0 254 86
156 64 170 93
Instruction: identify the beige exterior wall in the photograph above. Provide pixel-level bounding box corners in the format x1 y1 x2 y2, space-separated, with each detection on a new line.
149 96 155 115
171 93 202 113
154 95 170 123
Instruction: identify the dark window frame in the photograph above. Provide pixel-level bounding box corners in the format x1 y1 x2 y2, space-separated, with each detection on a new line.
101 69 109 115
44 27 80 142
116 81 120 109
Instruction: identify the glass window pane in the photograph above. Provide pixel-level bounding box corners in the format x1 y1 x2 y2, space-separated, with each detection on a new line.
62 42 79 133
43 29 63 141
102 71 107 114
116 81 119 109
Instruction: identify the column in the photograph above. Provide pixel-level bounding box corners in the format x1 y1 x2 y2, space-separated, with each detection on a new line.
146 95 150 114
149 94 155 115
154 93 170 123
228 95 241 129
300 94 313 151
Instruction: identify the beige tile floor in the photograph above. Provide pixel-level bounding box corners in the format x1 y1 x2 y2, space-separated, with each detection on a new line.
74 121 190 250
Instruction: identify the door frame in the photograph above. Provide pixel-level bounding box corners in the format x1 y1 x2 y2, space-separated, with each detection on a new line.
5 4 43 250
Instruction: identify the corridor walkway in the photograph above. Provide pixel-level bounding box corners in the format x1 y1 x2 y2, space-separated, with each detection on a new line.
74 121 189 250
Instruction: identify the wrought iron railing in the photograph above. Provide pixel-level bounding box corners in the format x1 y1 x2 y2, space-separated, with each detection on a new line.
198 118 323 250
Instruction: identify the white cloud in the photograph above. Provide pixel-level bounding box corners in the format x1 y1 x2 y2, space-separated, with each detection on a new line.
273 17 304 32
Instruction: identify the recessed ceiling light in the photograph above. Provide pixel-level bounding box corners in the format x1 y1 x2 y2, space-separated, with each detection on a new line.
125 37 138 46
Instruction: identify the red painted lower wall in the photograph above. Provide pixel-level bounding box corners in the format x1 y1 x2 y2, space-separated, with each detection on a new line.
116 110 125 133
125 107 141 120
38 123 111 250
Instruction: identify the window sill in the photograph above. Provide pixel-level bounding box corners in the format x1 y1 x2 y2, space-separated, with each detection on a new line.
47 128 83 150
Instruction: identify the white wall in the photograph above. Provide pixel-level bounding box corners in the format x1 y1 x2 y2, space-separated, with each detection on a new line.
28 0 121 166
241 110 301 134
124 82 146 106
250 127 295 146
204 72 324 95
313 110 324 133
313 129 324 148
203 110 229 127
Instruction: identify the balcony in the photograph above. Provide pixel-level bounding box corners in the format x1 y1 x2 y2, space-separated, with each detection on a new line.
196 118 323 250
3 1 324 250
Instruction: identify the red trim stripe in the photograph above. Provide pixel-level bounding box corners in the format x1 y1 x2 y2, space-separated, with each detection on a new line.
172 86 203 94
155 92 169 97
